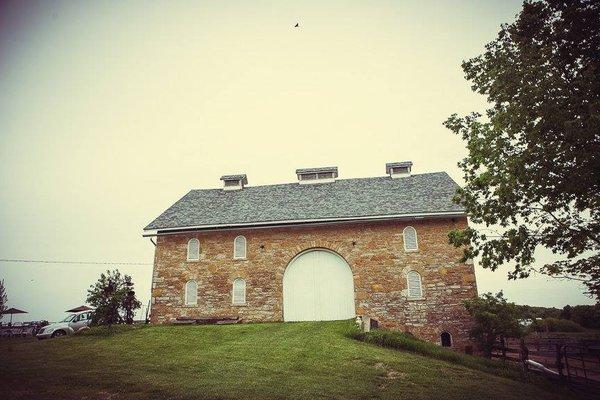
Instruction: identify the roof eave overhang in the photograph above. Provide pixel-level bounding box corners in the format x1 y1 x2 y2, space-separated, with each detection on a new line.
142 211 466 237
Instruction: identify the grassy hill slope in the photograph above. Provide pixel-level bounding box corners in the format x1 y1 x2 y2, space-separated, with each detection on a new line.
0 321 583 400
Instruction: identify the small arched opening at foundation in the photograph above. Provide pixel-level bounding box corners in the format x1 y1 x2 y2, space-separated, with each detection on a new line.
440 331 452 347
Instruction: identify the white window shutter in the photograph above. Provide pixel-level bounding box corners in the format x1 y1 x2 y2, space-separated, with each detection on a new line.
234 236 246 259
185 280 198 305
407 271 422 298
233 278 246 304
403 227 418 251
187 239 200 260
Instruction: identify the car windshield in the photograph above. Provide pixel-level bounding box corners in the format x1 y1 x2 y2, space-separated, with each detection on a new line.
60 314 76 322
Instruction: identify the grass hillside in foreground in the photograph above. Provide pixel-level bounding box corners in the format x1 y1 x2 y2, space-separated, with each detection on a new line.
0 321 585 400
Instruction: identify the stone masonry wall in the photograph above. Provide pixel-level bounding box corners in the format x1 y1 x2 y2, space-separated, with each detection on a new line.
150 217 478 351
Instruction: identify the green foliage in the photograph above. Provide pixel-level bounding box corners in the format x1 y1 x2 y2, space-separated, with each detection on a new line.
515 303 600 329
464 292 522 358
444 0 600 299
560 305 572 320
86 269 141 326
0 279 6 321
528 317 585 333
348 328 525 381
515 304 562 320
569 304 600 329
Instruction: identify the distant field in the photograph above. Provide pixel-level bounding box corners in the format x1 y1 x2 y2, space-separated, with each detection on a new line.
0 321 588 400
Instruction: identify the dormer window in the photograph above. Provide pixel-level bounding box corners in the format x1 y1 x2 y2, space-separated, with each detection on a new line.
296 167 338 184
220 174 248 190
386 161 412 178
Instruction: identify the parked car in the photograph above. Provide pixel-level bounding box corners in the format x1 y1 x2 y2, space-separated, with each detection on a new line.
36 311 93 339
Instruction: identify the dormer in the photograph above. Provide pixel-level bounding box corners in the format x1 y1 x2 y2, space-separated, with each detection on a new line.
296 166 338 185
386 161 412 178
220 174 248 190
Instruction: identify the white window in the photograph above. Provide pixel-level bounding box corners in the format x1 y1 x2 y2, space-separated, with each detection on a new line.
407 271 422 299
185 280 198 305
232 278 246 305
403 226 418 251
187 238 200 261
234 235 247 259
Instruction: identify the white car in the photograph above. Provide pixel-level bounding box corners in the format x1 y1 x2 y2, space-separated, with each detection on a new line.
36 311 93 339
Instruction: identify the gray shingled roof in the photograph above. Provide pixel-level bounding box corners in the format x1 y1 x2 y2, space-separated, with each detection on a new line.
144 172 464 231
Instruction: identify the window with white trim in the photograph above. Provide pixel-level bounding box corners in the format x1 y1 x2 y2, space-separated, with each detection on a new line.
185 280 198 305
234 236 247 259
407 271 422 299
187 238 200 261
403 226 418 251
232 278 246 305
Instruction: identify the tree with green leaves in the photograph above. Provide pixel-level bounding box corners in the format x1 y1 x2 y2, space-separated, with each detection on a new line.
445 0 600 299
86 269 141 326
122 275 138 325
570 304 600 329
464 292 523 358
0 279 7 322
560 304 572 320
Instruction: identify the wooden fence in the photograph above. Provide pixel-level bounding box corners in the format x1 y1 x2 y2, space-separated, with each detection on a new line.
492 336 600 391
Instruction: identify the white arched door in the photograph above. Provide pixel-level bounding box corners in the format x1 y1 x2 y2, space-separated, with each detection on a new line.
283 249 356 321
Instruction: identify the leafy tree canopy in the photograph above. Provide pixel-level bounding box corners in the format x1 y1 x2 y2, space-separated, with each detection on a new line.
464 292 523 358
0 279 7 321
445 0 600 299
86 269 141 326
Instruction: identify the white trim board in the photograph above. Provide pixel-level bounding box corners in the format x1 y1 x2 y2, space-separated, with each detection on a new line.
142 211 466 237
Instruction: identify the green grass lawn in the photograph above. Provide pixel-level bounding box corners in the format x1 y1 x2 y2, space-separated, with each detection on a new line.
0 321 586 400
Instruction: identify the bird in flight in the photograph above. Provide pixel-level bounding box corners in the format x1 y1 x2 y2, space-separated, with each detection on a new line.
294 23 299 27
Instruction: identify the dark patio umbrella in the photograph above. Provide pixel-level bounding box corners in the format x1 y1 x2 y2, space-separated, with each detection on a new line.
2 307 28 325
65 305 93 313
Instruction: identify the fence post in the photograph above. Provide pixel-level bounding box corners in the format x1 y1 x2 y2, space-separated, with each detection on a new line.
555 344 565 384
520 338 529 376
580 346 588 380
564 346 571 385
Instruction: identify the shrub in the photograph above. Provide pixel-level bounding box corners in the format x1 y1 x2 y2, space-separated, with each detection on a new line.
528 318 585 333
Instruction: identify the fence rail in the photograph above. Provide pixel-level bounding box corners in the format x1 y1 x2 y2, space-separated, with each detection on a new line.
492 337 600 391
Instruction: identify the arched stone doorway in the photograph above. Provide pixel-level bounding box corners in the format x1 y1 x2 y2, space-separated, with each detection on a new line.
283 249 356 321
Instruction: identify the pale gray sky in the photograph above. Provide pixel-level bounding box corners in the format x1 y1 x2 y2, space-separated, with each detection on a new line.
0 0 593 323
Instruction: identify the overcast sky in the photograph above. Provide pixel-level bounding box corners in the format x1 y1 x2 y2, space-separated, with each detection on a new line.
0 0 594 323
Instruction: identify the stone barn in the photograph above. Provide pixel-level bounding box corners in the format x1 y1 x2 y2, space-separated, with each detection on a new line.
143 162 478 350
